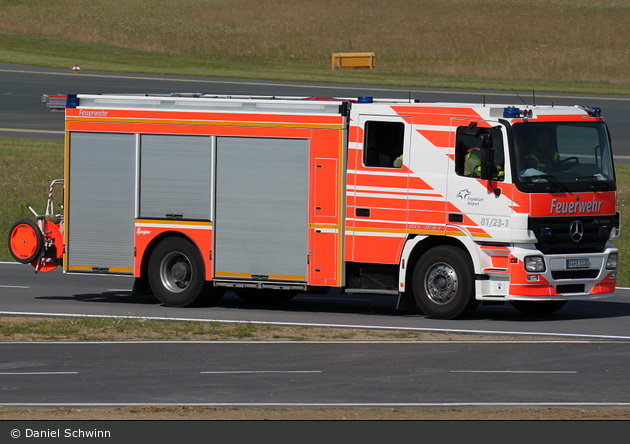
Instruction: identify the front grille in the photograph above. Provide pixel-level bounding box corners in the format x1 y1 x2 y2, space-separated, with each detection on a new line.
529 214 618 254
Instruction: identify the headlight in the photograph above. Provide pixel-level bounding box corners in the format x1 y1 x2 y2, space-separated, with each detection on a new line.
606 252 619 270
524 256 546 273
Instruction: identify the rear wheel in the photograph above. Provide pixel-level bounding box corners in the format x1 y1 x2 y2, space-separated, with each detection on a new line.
148 237 223 307
8 219 42 264
510 300 566 315
412 245 478 319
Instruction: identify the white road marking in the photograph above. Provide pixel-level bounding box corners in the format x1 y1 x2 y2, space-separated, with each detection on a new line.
0 372 78 375
0 128 63 134
0 285 30 289
200 370 321 374
451 370 577 374
1 402 630 408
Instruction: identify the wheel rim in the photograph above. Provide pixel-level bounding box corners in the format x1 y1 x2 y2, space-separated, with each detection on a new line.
10 224 38 259
424 262 458 305
159 251 192 293
9 221 42 263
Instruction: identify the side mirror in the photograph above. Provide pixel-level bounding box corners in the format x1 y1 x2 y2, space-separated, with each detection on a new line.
478 133 493 149
480 148 495 181
480 149 502 196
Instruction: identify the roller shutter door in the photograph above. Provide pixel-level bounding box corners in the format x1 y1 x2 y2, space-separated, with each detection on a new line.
139 135 212 220
67 132 136 273
214 137 309 281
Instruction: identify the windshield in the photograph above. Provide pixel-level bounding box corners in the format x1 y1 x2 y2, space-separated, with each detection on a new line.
512 122 615 192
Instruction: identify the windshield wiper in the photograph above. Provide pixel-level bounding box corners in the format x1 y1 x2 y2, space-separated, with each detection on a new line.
576 175 614 191
521 172 571 192
542 174 571 192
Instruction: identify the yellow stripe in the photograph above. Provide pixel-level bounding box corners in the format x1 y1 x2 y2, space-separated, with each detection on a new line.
309 223 339 230
67 265 133 273
337 129 345 286
269 274 306 281
135 219 213 226
110 267 134 273
349 227 407 234
68 117 344 130
63 131 69 271
215 272 251 278
67 265 93 271
214 272 305 281
445 230 467 237
409 229 444 236
472 233 493 238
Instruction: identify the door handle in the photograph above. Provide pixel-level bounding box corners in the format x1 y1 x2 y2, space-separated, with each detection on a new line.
356 208 371 217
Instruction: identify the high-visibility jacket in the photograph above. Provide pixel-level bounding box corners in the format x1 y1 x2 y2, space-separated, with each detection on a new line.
525 151 559 169
464 148 481 177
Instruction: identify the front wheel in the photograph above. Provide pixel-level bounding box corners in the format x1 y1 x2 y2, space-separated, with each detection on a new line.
148 237 223 307
412 245 478 319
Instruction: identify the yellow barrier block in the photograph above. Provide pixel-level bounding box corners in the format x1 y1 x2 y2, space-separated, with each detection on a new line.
332 52 375 70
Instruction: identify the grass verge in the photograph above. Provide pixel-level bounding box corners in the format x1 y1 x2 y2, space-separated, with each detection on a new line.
1 406 630 421
0 138 63 262
1 1 630 95
0 315 530 342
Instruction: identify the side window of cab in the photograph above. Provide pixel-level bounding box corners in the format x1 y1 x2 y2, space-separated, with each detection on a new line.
363 121 404 168
455 125 505 181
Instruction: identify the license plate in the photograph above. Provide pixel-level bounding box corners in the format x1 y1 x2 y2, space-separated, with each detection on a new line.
566 259 590 269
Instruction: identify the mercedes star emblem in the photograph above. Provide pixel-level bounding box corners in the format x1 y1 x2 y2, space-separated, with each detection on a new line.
569 220 584 243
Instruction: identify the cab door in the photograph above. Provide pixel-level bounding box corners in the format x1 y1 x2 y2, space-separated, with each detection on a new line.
347 115 411 264
446 119 512 240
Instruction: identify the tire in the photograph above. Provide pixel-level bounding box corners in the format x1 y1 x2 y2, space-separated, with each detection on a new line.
510 300 566 315
8 219 43 264
235 289 298 303
148 237 223 307
412 245 479 319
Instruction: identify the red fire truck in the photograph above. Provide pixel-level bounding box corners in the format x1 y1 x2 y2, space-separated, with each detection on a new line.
9 93 619 319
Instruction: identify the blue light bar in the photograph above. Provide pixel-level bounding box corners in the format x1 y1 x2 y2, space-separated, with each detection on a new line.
503 107 520 118
358 96 373 103
66 94 78 108
587 107 602 117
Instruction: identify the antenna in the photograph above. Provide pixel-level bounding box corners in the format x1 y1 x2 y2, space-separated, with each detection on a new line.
513 90 527 105
532 90 536 106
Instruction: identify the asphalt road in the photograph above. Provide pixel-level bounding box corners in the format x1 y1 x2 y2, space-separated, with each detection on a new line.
1 340 630 409
2 262 630 339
